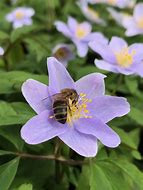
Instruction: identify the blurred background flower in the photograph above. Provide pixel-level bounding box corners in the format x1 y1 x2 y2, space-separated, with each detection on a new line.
6 7 35 29
52 43 75 67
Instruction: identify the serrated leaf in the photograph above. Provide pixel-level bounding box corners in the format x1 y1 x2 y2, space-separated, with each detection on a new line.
0 157 19 190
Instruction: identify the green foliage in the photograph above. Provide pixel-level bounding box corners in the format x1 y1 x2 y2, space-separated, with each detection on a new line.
0 158 19 190
0 0 142 189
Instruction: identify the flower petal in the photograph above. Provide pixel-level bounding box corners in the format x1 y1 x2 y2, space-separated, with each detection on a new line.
76 118 120 147
129 43 143 63
59 128 98 157
21 110 68 144
109 36 128 52
74 41 88 57
47 57 75 94
89 41 116 63
134 3 143 21
75 73 106 99
54 21 72 38
67 16 78 32
88 95 130 123
95 59 119 73
22 79 51 114
85 32 108 44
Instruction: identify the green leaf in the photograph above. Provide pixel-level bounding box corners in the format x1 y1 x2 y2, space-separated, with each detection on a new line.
128 107 143 126
24 37 50 61
0 31 9 41
110 160 143 189
16 184 33 190
0 150 13 156
112 127 137 150
0 101 35 126
10 25 42 42
90 163 113 190
0 71 48 94
0 158 19 190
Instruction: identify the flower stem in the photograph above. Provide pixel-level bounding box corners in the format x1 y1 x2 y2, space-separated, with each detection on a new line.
11 152 87 166
112 74 123 95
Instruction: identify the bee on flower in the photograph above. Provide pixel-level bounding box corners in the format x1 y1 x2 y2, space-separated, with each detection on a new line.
20 57 130 157
6 7 35 29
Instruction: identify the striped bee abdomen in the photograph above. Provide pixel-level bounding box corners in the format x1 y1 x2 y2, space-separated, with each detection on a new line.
53 100 67 124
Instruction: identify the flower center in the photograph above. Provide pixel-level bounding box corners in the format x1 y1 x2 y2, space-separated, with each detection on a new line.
75 25 88 39
67 93 92 125
87 7 99 19
15 11 24 19
107 0 116 5
54 48 67 59
137 17 143 29
114 47 136 68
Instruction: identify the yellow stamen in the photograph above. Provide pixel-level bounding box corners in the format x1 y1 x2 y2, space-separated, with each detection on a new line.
114 46 136 68
76 25 88 39
67 93 92 125
15 11 24 19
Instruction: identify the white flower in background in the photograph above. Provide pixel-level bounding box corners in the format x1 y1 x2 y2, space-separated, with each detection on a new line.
88 0 136 9
52 44 75 67
6 7 35 29
77 1 106 26
122 3 143 36
0 47 4 56
107 7 131 26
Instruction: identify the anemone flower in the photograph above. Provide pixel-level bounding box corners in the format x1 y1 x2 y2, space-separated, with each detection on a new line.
0 47 4 56
52 43 75 67
89 36 143 75
21 57 130 157
6 7 35 29
123 3 143 36
55 17 108 57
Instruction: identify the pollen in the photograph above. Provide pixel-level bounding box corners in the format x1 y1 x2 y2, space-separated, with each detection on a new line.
15 11 24 19
115 47 136 68
67 93 92 125
75 25 88 39
137 17 143 29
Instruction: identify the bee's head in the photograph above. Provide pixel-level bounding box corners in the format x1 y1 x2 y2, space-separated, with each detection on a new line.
61 88 79 103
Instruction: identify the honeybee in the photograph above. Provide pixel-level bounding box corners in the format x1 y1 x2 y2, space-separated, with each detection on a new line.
52 88 79 124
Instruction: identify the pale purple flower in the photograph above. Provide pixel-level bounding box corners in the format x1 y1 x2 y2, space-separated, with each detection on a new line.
77 1 106 26
6 7 35 29
123 3 143 36
88 0 136 8
54 17 108 57
107 7 131 26
21 57 130 157
52 44 75 67
0 47 4 56
89 36 143 75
